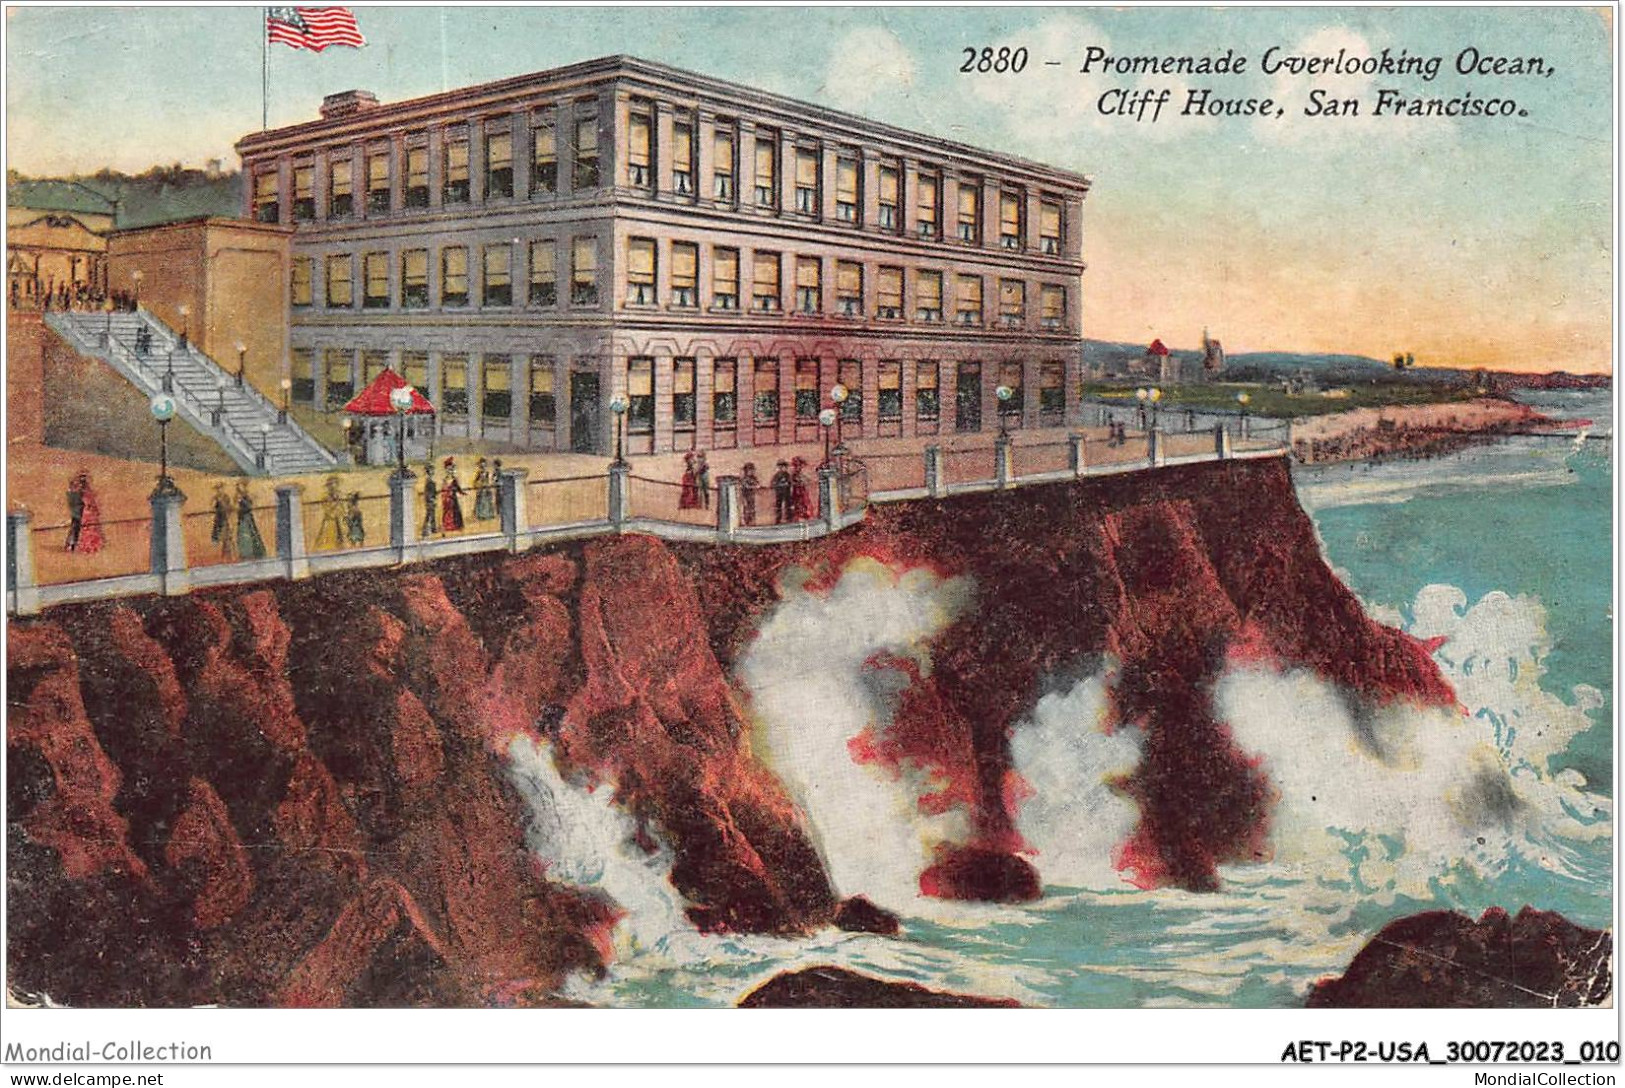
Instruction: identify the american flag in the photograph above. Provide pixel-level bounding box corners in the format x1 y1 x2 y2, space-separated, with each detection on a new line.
266 7 366 52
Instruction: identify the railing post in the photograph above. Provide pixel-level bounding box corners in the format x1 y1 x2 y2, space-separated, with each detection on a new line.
148 485 190 597
608 462 631 528
275 484 310 580
388 470 419 562
995 434 1014 489
499 468 529 552
1097 402 1108 427
8 510 40 617
1147 428 1165 468
1214 423 1233 460
717 475 741 538
1069 432 1088 477
924 445 946 498
817 465 840 528
1239 413 1251 440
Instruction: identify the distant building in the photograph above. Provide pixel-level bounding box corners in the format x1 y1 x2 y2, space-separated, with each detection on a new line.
1142 338 1170 380
7 180 117 307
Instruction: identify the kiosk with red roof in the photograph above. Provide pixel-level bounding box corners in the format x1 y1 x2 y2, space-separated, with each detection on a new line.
343 367 436 466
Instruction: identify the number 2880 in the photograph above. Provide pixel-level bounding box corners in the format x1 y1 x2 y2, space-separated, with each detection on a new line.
961 47 1028 73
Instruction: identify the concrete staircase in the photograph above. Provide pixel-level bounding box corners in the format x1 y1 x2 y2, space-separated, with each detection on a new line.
45 310 339 476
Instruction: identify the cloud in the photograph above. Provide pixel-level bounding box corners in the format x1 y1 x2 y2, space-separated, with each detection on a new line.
819 26 918 110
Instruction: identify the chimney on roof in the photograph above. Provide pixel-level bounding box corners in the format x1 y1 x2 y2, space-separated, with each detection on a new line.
319 90 380 120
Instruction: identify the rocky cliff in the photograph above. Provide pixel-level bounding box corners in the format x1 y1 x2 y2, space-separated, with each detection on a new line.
8 457 1459 1006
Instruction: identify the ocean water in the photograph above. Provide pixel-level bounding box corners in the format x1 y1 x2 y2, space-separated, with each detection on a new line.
509 390 1614 1008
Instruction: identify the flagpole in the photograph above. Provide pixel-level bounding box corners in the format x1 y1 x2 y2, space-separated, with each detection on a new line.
262 8 269 131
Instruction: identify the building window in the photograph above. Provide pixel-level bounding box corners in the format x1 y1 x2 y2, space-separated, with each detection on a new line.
405 144 430 208
366 149 390 214
1000 279 1026 328
713 358 737 426
290 257 313 307
363 252 389 309
672 121 695 195
324 348 354 409
957 177 980 241
917 170 938 238
483 355 512 419
325 254 353 308
293 164 315 220
754 134 776 206
253 171 279 222
362 349 388 385
529 240 556 305
483 244 513 306
754 359 779 423
915 270 943 322
1041 285 1065 330
795 256 821 314
878 360 902 421
956 274 983 326
878 164 899 229
838 359 862 423
626 237 656 305
712 247 739 309
401 249 429 308
627 357 654 433
999 361 1025 421
329 158 353 218
627 110 653 188
670 242 698 308
836 261 862 317
532 113 557 193
673 358 697 428
402 352 429 401
1000 191 1023 249
571 237 598 304
291 348 315 403
441 246 469 307
442 356 469 416
574 107 600 188
794 358 819 420
713 125 735 200
956 360 982 432
528 356 556 424
876 266 903 319
916 361 939 421
1040 200 1062 255
485 129 513 199
443 133 470 204
1040 361 1065 415
836 156 860 222
752 251 781 311
794 146 818 213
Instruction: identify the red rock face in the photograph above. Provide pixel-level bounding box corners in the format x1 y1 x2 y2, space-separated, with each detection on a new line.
6 458 1456 1005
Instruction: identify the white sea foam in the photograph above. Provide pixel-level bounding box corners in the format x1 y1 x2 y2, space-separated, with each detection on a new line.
1009 671 1145 890
736 557 976 912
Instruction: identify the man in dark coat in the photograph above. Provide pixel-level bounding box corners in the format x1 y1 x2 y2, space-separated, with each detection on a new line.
771 460 792 524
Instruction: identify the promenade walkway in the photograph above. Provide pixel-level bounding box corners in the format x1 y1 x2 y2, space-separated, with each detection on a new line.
7 424 1287 616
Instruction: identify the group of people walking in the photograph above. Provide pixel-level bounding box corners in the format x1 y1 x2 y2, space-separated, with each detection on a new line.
421 456 499 537
312 477 367 550
208 481 267 560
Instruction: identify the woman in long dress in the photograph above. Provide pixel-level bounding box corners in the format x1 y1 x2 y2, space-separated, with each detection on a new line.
788 457 811 521
76 473 104 555
235 482 266 559
209 483 236 559
472 457 496 521
678 453 700 509
440 457 466 532
314 477 345 549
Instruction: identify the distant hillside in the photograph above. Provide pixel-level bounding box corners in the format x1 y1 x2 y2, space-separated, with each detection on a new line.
7 166 241 229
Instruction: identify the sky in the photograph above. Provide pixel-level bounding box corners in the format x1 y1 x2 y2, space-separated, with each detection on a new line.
5 4 1614 372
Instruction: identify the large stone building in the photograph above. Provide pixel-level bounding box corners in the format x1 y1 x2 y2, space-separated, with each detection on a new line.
7 180 117 307
234 55 1089 456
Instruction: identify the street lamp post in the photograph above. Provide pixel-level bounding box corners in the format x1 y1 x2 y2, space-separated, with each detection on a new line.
234 342 246 387
149 394 178 495
609 396 628 465
258 423 270 473
829 383 850 456
1149 386 1162 430
177 303 190 350
279 377 292 425
818 407 837 465
213 376 226 428
1235 391 1251 438
995 384 1014 438
1135 387 1148 430
130 269 143 310
390 385 415 478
